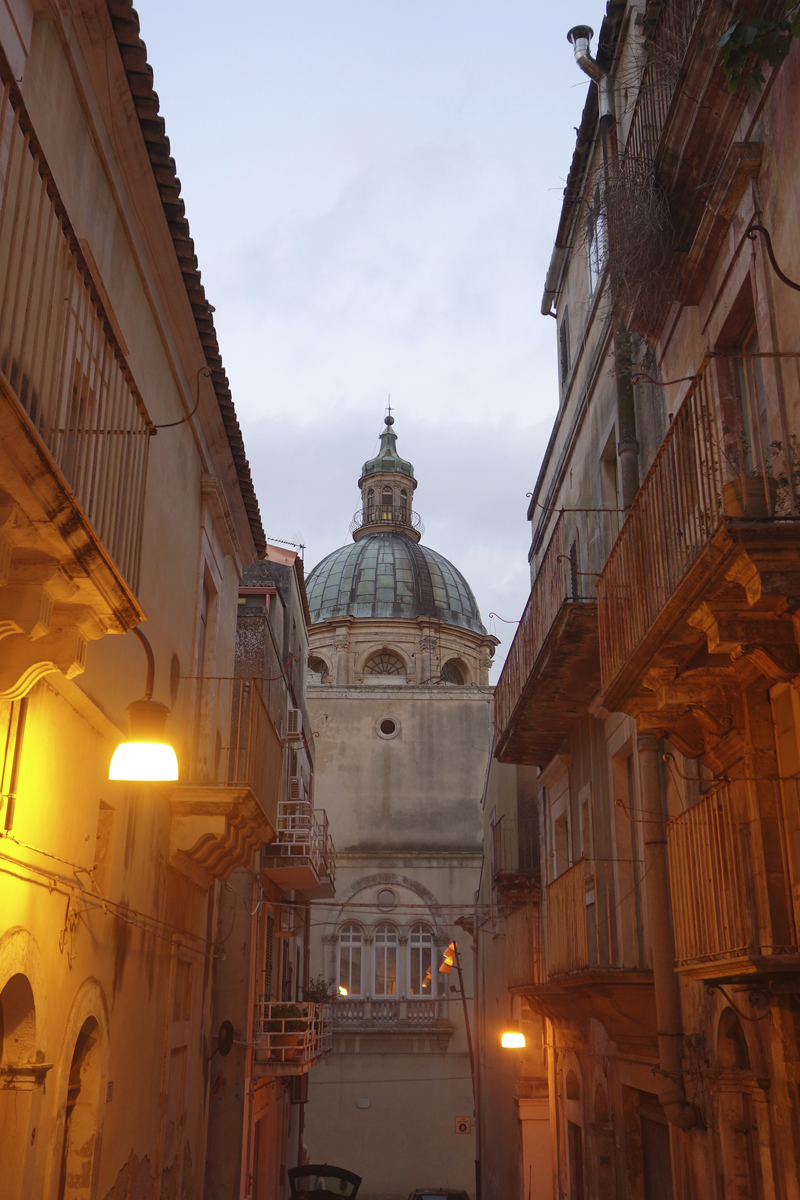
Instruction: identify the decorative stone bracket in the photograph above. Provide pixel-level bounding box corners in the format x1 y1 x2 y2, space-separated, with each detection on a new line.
0 1059 53 1091
168 785 276 891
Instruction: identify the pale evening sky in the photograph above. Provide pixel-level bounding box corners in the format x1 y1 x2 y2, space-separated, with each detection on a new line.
135 0 607 678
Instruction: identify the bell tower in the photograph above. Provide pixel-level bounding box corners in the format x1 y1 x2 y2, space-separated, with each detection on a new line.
351 415 422 542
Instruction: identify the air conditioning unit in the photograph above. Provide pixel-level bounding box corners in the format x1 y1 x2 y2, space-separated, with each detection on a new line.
287 708 302 737
288 776 306 802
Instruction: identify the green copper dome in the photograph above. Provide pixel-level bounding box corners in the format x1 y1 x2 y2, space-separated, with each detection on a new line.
360 416 415 482
306 533 487 634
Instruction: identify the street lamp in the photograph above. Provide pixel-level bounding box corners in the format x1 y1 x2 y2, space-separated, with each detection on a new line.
109 628 178 782
501 1023 526 1049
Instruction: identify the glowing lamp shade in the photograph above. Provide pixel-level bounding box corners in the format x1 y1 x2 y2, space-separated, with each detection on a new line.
109 699 178 782
339 985 348 996
501 1022 526 1049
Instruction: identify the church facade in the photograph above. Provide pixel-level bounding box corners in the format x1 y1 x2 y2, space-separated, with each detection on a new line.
302 418 497 1200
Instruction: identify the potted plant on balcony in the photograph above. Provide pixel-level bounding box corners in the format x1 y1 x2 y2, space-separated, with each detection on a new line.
722 425 780 518
264 1003 306 1061
303 975 334 1003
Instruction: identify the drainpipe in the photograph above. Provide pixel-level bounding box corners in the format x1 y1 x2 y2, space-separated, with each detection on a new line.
567 25 640 510
637 736 697 1129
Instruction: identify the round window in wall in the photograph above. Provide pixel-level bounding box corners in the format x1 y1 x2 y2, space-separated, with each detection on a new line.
375 715 400 740
377 888 397 911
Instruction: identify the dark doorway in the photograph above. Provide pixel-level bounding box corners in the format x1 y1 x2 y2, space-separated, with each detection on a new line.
567 1120 585 1200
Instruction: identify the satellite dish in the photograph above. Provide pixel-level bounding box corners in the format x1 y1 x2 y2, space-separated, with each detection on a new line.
217 1020 234 1058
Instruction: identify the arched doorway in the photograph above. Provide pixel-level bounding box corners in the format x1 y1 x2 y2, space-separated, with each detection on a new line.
0 973 38 1199
714 1008 764 1200
58 1017 103 1200
592 1082 615 1200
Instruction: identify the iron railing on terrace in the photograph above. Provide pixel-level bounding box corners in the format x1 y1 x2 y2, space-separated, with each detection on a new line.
622 0 706 168
265 799 336 887
495 511 595 740
597 353 800 695
349 504 424 537
173 677 283 825
0 81 153 592
506 903 545 990
667 781 799 971
491 818 540 889
547 857 648 978
255 1001 331 1065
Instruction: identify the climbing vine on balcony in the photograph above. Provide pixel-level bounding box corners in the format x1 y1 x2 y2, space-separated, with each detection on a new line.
717 6 800 92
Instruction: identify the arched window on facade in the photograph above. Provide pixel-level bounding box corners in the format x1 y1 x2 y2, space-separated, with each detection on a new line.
0 973 37 1198
363 651 406 677
58 1017 103 1200
381 486 393 521
441 659 465 685
409 925 435 997
307 656 329 684
374 925 398 996
338 924 363 997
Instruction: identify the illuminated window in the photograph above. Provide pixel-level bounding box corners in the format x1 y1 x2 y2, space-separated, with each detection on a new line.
338 924 363 997
409 925 435 997
374 925 398 996
381 487 393 520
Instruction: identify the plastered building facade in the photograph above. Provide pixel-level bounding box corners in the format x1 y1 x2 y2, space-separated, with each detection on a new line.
302 419 497 1200
492 3 800 1199
0 2 279 1197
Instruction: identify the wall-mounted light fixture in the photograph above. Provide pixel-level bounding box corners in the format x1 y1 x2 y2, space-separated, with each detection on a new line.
109 628 178 782
501 1023 526 1049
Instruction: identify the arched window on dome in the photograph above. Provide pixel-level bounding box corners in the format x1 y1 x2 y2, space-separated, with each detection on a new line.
363 652 406 678
374 924 398 996
366 488 375 522
441 659 466 685
399 489 408 522
338 924 363 997
307 656 329 684
381 486 393 521
409 925 436 997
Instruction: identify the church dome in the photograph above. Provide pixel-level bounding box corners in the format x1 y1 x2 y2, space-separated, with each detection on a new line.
306 533 487 634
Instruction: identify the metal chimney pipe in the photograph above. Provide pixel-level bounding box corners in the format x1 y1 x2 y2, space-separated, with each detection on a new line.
567 26 614 120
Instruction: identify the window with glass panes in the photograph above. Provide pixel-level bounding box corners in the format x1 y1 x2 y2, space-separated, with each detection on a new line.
338 924 363 997
374 924 398 996
409 925 435 996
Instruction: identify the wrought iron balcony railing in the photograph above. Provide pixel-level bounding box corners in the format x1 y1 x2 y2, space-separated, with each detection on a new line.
0 79 153 593
262 799 336 890
667 780 799 978
597 353 800 704
254 1001 331 1070
622 0 705 169
546 857 648 979
506 902 545 991
173 677 282 827
491 818 540 900
349 504 424 537
494 511 597 762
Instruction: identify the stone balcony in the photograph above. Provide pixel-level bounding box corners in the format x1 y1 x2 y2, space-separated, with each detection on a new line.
494 511 599 767
0 81 151 700
167 677 281 889
331 998 453 1051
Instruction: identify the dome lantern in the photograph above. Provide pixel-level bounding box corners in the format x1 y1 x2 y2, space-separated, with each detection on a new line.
352 415 422 542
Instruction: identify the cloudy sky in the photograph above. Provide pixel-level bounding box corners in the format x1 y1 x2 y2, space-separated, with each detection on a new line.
136 0 606 678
